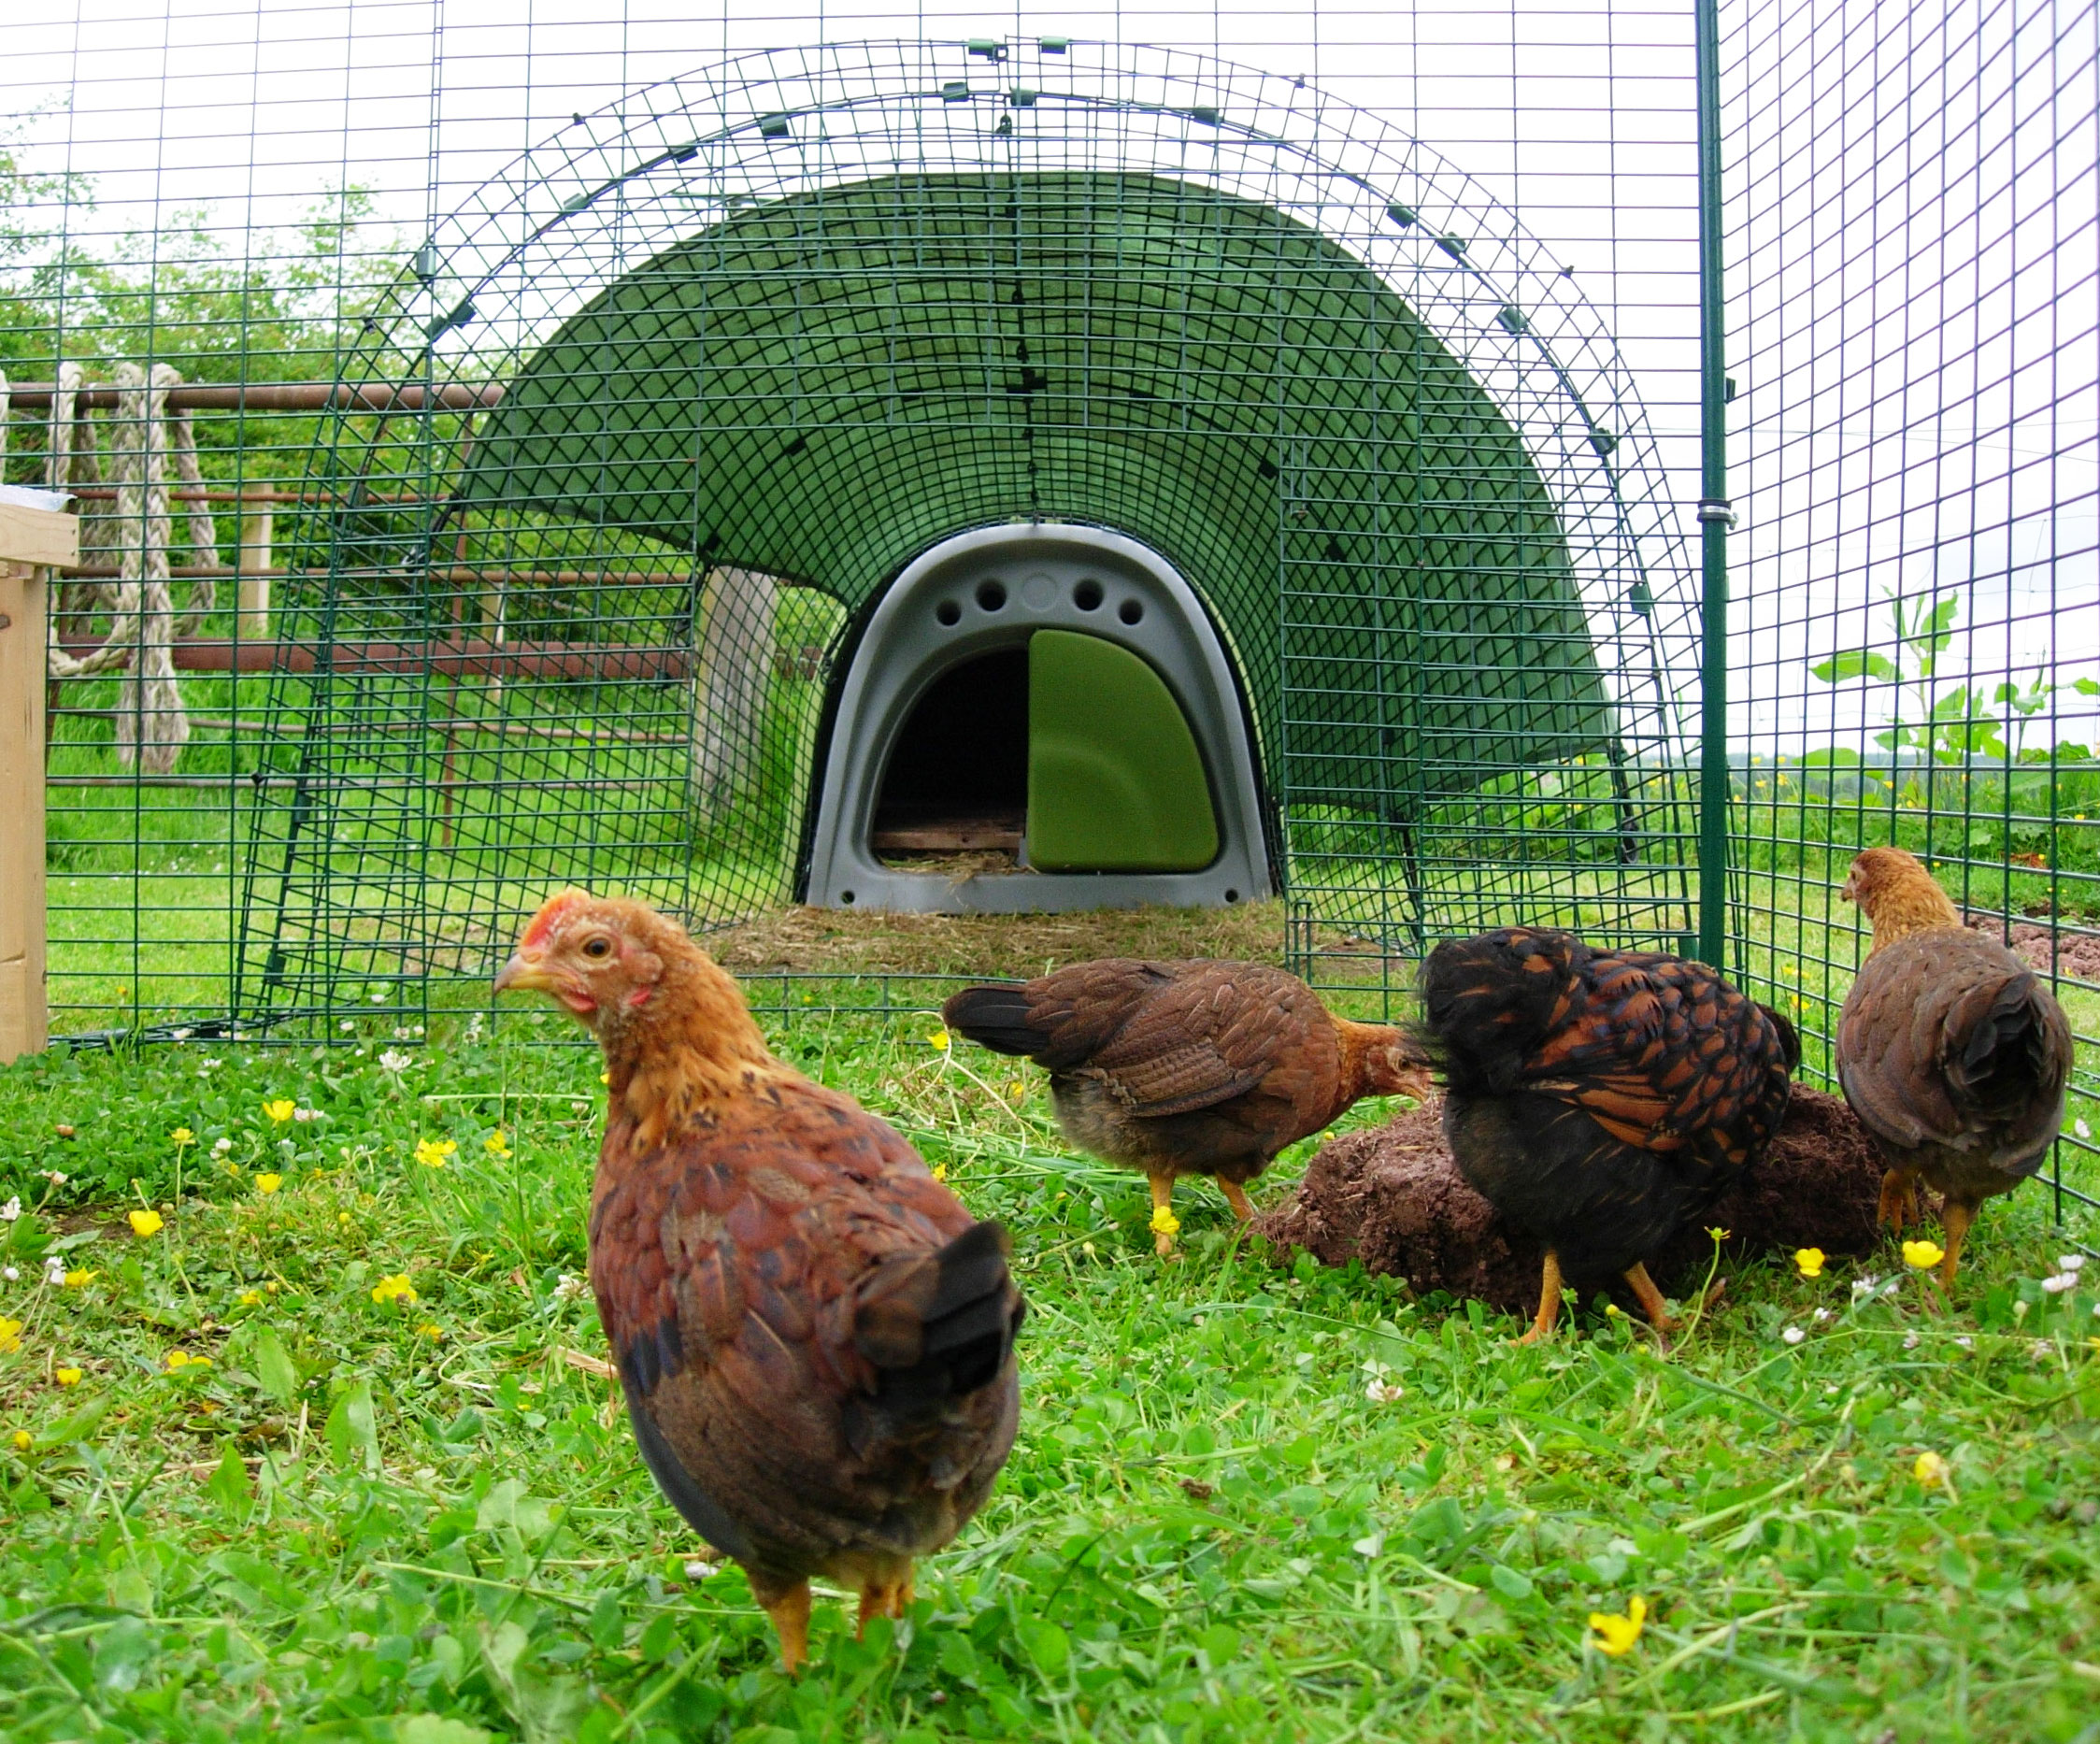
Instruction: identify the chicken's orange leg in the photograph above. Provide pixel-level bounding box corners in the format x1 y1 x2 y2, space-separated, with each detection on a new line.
1621 1261 1683 1334
856 1567 915 1636
756 1578 811 1674
1877 1167 1920 1231
1218 1179 1256 1222
1150 1173 1179 1257
1937 1197 1977 1290
1516 1249 1564 1344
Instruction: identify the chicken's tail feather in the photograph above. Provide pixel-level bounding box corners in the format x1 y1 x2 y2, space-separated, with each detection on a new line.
1947 971 2070 1117
854 1221 1024 1420
940 985 1046 1058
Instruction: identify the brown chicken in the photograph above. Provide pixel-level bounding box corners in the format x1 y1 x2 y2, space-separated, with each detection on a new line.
942 959 1432 1254
494 891 1024 1672
1419 929 1798 1341
1837 846 2073 1288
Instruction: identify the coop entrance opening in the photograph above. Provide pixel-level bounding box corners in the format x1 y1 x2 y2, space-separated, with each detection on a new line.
807 524 1270 913
871 650 1029 860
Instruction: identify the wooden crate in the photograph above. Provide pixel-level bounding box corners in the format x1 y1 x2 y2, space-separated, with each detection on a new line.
0 496 76 1063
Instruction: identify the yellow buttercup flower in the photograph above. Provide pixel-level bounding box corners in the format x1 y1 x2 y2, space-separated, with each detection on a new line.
254 1173 283 1194
930 1162 948 1182
10 1430 29 1451
417 1322 443 1340
483 1130 511 1158
1706 1227 1732 1243
1902 1239 1946 1270
371 1273 418 1306
0 1318 22 1354
164 1351 212 1371
1150 1205 1181 1237
64 1269 97 1289
169 1127 195 1147
263 1099 296 1124
414 1137 458 1169
128 1209 164 1238
927 1028 950 1051
1007 1079 1027 1102
236 1291 263 1308
1587 1595 1647 1656
1793 1247 1826 1279
1914 1450 1950 1487
55 1367 82 1387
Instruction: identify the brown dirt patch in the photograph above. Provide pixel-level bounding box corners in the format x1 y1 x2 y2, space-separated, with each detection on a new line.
699 900 1312 979
1964 911 2100 984
1255 1087 1893 1317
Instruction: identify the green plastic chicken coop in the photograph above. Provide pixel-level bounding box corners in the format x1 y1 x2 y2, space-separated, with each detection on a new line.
226 39 1695 1020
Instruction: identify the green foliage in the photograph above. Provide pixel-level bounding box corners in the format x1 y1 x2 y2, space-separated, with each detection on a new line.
1807 589 2087 779
2 1017 2097 1740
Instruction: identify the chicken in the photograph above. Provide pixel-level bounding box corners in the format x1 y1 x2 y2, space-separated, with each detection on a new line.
941 959 1433 1254
493 891 1024 1672
1836 846 2073 1288
1418 928 1798 1341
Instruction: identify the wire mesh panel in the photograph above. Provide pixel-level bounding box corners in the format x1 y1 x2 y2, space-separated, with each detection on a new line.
214 38 1702 1023
1722 0 2100 1220
3 8 1714 1038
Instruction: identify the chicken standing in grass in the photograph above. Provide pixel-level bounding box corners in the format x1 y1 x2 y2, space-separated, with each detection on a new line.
1836 846 2073 1289
942 959 1433 1254
494 891 1024 1672
1419 928 1798 1341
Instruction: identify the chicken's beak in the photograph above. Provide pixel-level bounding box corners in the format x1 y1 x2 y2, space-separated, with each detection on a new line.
493 949 556 996
1838 873 1858 905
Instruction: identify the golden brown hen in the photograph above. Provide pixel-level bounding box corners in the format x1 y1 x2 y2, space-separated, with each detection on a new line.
942 959 1432 1254
1419 928 1798 1341
494 891 1024 1672
1837 846 2073 1288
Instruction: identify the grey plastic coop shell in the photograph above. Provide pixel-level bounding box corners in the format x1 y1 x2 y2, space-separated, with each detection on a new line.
804 524 1272 913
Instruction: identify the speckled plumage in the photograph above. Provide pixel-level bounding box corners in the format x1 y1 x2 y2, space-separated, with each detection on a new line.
1419 928 1797 1334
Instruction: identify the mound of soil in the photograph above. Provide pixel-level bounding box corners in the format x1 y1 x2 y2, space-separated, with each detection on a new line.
1254 1088 1893 1317
1964 911 2100 984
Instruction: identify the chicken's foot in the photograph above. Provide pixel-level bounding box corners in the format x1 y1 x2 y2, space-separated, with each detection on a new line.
1877 1167 1921 1231
856 1570 915 1636
1218 1179 1256 1223
1516 1250 1564 1344
1937 1197 1977 1290
1150 1174 1179 1257
757 1579 811 1675
1621 1262 1683 1335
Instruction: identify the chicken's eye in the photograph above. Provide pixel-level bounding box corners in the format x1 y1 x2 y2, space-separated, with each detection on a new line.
582 936 613 959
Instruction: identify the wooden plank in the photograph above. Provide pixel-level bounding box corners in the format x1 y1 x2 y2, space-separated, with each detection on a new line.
0 560 48 1062
0 500 79 568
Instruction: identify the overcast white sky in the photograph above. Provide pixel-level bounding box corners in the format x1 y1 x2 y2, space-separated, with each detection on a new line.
7 0 2094 754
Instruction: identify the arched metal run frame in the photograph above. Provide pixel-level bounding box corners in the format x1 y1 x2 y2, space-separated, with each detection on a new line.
236 38 1699 1020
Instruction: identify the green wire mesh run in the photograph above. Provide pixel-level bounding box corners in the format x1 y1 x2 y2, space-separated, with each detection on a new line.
1720 0 2100 1230
228 38 1699 1027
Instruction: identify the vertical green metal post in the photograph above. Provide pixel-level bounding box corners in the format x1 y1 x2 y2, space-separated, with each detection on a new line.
1693 0 1731 969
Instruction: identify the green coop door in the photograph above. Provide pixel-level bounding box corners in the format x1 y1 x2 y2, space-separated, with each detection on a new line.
1027 631 1220 872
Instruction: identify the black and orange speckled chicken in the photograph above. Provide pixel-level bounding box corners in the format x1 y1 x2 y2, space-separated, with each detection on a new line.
942 959 1432 1254
494 891 1024 1672
1837 846 2073 1288
1419 928 1798 1341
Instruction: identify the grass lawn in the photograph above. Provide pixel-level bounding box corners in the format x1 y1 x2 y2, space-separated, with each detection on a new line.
2 1003 2099 1743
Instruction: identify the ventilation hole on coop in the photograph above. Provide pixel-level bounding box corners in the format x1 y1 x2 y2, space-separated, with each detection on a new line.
976 579 1007 612
1119 598 1145 625
935 600 962 627
1073 579 1104 611
840 890 855 905
1225 889 1239 903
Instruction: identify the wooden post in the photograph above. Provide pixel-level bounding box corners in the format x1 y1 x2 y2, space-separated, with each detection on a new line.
236 489 272 637
0 496 76 1062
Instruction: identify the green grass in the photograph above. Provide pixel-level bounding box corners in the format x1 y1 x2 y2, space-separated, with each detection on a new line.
3 1016 2099 1742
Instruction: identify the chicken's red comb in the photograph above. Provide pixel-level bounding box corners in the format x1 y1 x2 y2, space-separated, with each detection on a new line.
520 888 593 950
